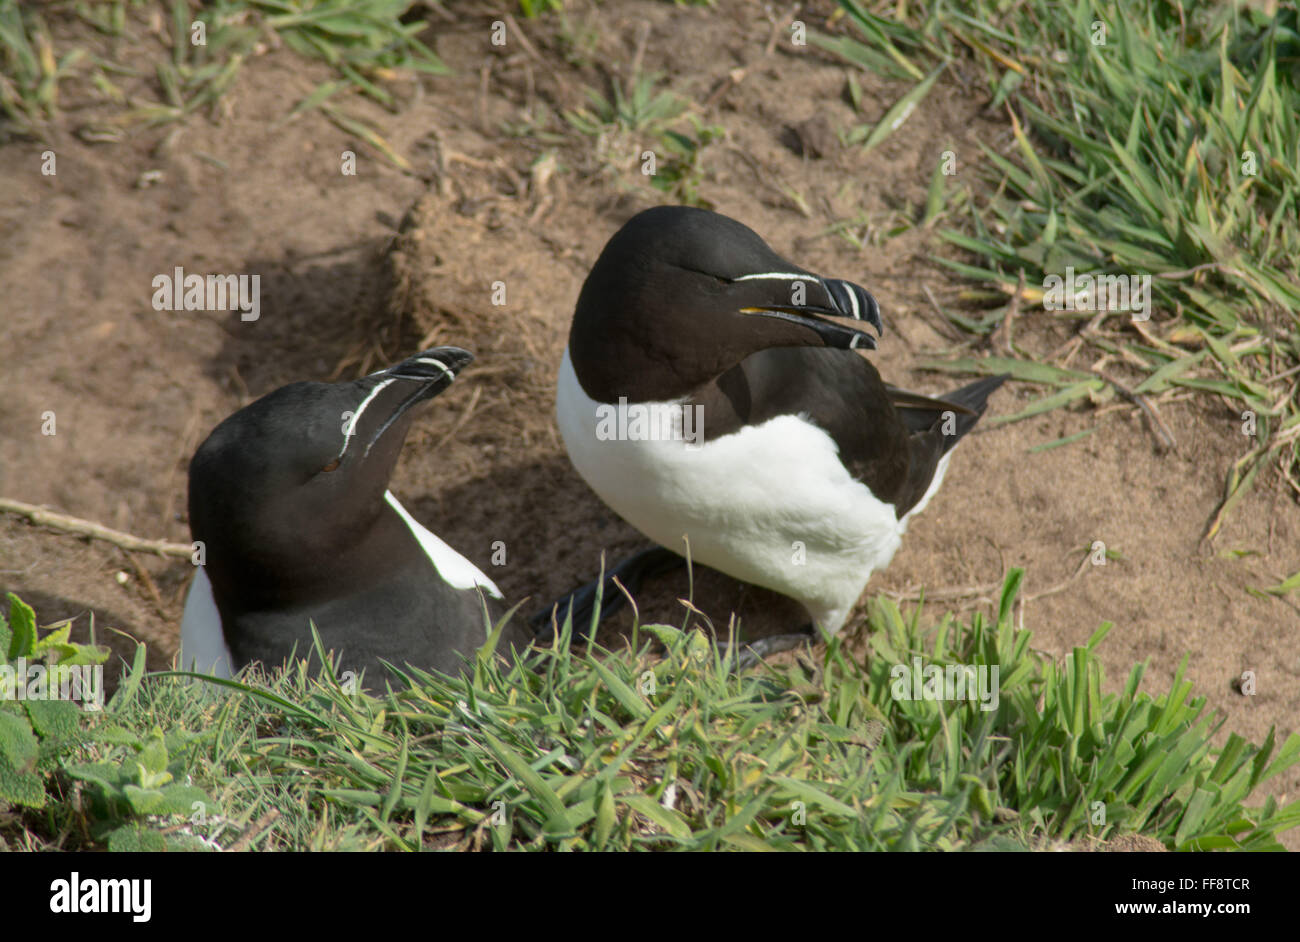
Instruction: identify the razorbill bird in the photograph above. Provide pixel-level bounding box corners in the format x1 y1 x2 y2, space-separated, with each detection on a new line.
179 347 529 684
553 206 1007 655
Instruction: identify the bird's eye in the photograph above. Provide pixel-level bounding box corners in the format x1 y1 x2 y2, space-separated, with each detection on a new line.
321 458 341 473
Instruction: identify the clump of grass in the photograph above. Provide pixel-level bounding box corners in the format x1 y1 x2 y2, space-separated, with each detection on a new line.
821 0 1300 534
564 71 688 137
0 4 85 135
154 0 449 167
2 1 447 166
564 72 722 206
39 572 1295 852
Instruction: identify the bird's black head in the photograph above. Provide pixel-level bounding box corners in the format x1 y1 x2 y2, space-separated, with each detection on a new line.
569 206 883 402
188 347 473 602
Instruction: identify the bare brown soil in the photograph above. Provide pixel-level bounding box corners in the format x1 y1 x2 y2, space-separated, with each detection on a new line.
1 0 1295 844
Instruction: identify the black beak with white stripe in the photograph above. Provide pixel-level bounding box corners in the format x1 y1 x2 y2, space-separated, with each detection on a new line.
354 347 474 458
737 272 882 352
181 346 528 686
551 206 1008 663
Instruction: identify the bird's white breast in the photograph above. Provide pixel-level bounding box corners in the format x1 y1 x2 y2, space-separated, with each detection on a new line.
179 567 234 679
557 348 909 632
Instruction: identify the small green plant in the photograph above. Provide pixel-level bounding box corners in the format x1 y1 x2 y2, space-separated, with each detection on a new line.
0 594 216 851
0 594 107 811
63 725 216 851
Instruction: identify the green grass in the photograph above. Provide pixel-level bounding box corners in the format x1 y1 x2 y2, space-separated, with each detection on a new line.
1 0 447 163
563 70 724 206
5 574 1297 851
0 2 85 132
820 0 1300 536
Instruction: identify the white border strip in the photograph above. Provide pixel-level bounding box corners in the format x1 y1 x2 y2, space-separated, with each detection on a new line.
339 377 395 458
734 272 816 283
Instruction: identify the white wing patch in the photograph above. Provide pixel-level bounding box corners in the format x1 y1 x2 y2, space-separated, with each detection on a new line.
385 491 503 599
179 568 235 679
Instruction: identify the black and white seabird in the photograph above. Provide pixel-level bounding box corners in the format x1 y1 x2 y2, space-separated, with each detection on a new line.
553 206 1007 653
179 347 529 683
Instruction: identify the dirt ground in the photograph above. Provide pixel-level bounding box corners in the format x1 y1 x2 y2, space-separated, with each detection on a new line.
1 0 1296 844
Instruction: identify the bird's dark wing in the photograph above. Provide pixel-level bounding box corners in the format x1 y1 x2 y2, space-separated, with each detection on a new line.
886 374 1009 513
